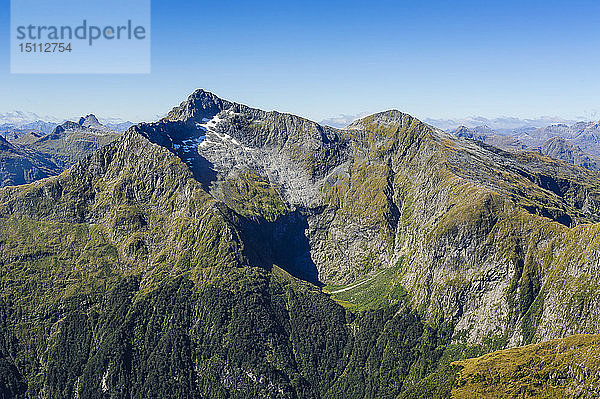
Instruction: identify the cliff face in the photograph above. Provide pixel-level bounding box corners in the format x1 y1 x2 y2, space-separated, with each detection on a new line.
1 90 600 397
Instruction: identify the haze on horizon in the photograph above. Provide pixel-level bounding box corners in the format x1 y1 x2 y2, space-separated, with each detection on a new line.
0 0 598 125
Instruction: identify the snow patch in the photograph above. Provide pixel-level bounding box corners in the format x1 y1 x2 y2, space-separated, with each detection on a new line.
180 136 206 151
177 111 255 154
101 367 109 393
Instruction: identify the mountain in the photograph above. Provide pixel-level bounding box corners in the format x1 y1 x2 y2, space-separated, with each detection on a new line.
452 125 487 141
426 116 577 132
450 124 600 171
1 90 600 397
11 114 122 168
450 125 527 151
0 122 58 142
0 115 122 188
0 134 62 186
535 137 600 171
514 121 600 155
0 121 58 139
0 112 133 140
571 121 600 157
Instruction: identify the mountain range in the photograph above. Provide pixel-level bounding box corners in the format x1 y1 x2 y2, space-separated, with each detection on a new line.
423 116 581 132
1 90 600 398
449 123 600 171
0 114 121 187
0 112 133 142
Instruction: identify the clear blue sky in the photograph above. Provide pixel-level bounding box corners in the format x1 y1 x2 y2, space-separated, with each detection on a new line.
1 0 599 122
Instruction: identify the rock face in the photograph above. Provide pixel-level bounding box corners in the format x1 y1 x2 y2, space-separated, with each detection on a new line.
1 89 600 398
78 114 104 130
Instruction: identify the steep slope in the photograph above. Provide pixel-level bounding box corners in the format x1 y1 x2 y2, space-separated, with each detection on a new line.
452 334 600 398
2 90 600 397
0 135 62 186
347 112 600 345
535 136 600 171
0 129 264 397
0 118 455 399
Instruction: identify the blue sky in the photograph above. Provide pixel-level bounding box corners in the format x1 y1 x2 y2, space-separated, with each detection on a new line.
1 0 599 123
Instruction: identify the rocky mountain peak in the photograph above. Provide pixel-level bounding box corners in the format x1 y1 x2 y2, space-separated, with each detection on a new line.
165 89 237 123
51 114 111 136
453 125 472 136
346 109 417 130
52 121 80 135
78 114 102 128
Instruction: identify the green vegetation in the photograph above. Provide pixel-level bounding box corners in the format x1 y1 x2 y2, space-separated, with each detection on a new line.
322 256 406 311
452 334 600 398
218 170 289 222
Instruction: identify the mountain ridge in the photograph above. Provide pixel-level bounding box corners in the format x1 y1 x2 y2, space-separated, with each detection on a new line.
2 89 600 397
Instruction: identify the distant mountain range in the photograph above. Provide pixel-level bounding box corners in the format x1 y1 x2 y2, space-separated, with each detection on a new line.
423 116 580 132
0 111 60 125
0 114 122 187
449 122 600 171
319 113 369 128
0 111 134 141
319 114 580 131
